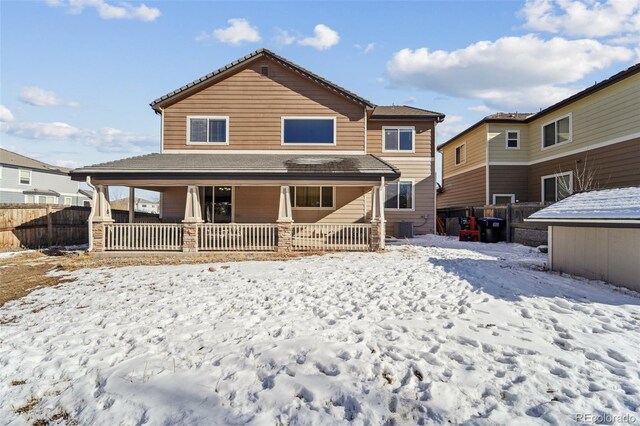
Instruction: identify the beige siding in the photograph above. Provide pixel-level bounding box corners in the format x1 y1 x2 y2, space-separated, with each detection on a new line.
487 123 529 162
525 73 640 162
161 187 187 221
293 186 367 223
366 121 434 157
163 58 365 151
437 166 486 209
551 226 640 291
235 186 279 223
441 125 487 178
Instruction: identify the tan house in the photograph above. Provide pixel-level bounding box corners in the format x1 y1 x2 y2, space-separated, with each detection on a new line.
437 63 640 209
70 49 444 252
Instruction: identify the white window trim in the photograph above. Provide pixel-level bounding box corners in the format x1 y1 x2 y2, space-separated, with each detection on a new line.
24 195 35 203
18 169 31 185
382 126 415 153
540 171 573 202
541 112 572 150
492 194 515 204
63 196 73 205
384 179 416 212
186 116 230 145
281 116 337 146
454 143 466 166
505 130 520 150
291 186 336 210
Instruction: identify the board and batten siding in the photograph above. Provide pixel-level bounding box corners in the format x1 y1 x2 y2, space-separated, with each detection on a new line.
366 121 434 157
550 226 640 292
162 58 365 152
525 73 640 162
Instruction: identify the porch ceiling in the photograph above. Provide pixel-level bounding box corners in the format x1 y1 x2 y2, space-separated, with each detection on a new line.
70 153 400 182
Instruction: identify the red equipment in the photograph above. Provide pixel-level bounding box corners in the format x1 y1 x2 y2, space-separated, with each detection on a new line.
459 216 480 242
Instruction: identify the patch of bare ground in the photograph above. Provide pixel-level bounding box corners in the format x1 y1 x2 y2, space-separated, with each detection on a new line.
0 248 310 307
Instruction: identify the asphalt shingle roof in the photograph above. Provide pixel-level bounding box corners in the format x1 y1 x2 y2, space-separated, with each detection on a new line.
0 148 70 174
70 153 400 179
370 105 445 120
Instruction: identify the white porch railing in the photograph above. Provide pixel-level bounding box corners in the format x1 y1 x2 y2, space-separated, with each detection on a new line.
292 223 371 251
104 223 183 251
198 224 277 251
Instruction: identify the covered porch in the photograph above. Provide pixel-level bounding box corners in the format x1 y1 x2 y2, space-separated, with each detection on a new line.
71 153 400 253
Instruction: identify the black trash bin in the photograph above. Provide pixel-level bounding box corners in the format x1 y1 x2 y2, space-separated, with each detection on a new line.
477 217 506 243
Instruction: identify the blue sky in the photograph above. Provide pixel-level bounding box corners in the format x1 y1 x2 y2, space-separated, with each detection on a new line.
1 0 639 182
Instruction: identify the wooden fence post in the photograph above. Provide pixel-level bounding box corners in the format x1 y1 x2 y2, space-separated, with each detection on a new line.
46 205 53 246
506 203 512 243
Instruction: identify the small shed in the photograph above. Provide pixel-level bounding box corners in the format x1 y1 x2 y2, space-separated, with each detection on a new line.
526 187 640 292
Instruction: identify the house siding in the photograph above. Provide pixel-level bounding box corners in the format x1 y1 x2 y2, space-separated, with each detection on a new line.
441 125 486 178
487 123 529 163
489 165 528 203
437 166 486 209
0 165 89 206
163 58 365 152
366 121 434 157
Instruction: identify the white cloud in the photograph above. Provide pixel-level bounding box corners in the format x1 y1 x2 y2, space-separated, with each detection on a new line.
403 97 416 104
0 121 157 153
19 87 80 107
436 115 470 143
298 24 340 50
355 42 376 54
521 0 640 38
467 105 492 113
0 105 15 122
197 18 261 45
46 0 161 22
274 28 296 46
386 34 632 110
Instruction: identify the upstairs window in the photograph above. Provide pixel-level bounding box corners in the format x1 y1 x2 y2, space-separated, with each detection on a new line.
282 117 335 145
292 186 334 209
455 144 466 165
542 172 572 202
542 114 571 148
385 181 414 210
187 116 228 144
19 169 31 185
383 127 414 152
506 130 520 149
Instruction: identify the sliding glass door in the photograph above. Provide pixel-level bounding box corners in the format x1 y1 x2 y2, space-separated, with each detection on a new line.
201 186 233 223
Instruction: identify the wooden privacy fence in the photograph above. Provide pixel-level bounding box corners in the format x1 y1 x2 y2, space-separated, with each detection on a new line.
199 224 277 251
437 202 550 246
292 223 371 251
0 203 159 250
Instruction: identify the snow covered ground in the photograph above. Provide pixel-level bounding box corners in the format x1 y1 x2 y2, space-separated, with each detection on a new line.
1 236 639 425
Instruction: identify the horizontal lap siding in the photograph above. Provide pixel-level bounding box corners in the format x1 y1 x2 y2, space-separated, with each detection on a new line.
528 137 640 201
293 187 366 223
441 125 486 178
163 59 365 151
235 187 279 223
489 166 529 202
161 187 187 222
437 166 486 209
366 121 434 157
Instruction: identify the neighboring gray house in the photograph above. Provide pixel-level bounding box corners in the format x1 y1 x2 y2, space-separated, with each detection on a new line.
0 148 92 206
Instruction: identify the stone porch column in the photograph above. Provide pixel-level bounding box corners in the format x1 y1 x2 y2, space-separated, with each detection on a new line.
182 185 203 252
276 186 293 252
91 185 114 252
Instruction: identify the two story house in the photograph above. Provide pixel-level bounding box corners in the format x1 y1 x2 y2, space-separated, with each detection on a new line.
70 49 444 252
437 63 640 209
0 148 92 206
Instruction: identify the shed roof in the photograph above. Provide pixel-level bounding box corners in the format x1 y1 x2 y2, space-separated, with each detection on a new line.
527 186 640 223
0 148 70 175
70 153 400 181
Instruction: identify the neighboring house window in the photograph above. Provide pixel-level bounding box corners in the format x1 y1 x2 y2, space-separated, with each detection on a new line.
38 195 55 204
19 169 31 185
141 204 147 208
292 186 334 208
455 144 466 165
383 127 414 152
542 172 572 202
493 194 515 204
83 200 92 207
63 196 72 205
506 130 520 149
187 116 228 144
282 117 335 145
542 114 571 148
385 181 414 210
25 195 35 203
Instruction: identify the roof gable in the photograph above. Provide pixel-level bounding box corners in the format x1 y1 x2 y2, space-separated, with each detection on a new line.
150 49 375 111
0 148 70 174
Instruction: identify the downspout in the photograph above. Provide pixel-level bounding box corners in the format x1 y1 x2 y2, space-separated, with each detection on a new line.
86 176 95 251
